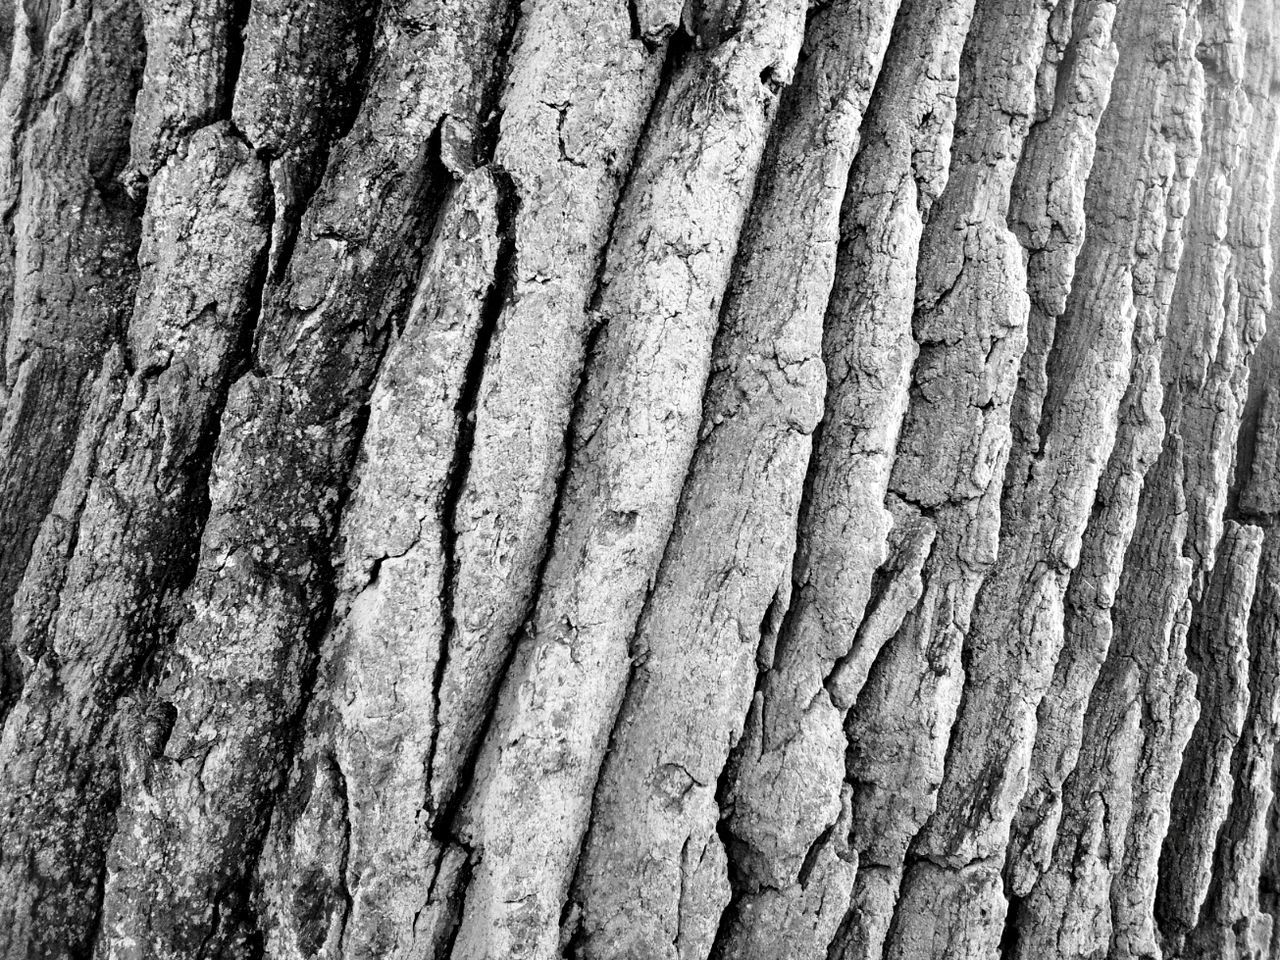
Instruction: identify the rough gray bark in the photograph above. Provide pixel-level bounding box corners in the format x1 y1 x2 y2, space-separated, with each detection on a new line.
0 123 270 960
445 6 807 955
257 167 508 960
1091 3 1269 956
1005 0 1206 952
1159 4 1280 947
884 2 1125 950
1158 521 1263 951
5 1 1280 959
439 0 674 831
94 2 514 955
0 0 143 719
569 1 900 956
715 0 970 949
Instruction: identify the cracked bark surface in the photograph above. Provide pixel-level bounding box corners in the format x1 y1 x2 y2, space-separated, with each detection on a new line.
568 1 900 957
443 5 807 955
0 0 144 720
879 0 1123 952
0 121 270 960
852 2 1069 957
424 0 673 855
1158 521 1263 951
1078 3 1270 957
257 167 510 960
1159 3 1280 948
6 1 1280 958
1003 0 1206 948
93 2 516 956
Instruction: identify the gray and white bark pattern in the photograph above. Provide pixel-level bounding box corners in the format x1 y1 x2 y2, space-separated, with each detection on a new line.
3 1 1280 959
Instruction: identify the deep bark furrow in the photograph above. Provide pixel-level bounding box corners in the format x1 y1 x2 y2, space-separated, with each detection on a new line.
92 3 515 955
873 0 1121 952
1101 2 1264 953
5 1 1280 956
124 0 232 188
1186 531 1280 959
440 5 808 956
1158 2 1280 943
0 3 389 954
800 0 1052 955
0 123 270 960
1010 1 1259 953
566 0 901 956
428 0 676 838
867 3 1059 954
1003 0 1207 927
1158 521 1263 949
714 0 978 954
0 0 144 719
257 168 507 960
1212 273 1280 951
231 0 378 276
1002 0 1119 515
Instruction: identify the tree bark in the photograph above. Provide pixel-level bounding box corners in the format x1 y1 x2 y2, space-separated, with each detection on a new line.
4 1 1280 959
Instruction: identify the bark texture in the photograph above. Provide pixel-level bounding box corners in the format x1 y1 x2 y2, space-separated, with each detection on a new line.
5 1 1280 959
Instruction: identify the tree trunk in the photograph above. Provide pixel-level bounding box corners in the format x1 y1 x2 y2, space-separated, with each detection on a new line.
3 1 1280 959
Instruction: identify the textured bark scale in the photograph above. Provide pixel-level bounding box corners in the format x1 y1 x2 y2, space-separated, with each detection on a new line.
4 1 1280 959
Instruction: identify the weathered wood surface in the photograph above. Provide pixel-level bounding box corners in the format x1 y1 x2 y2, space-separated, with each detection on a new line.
2 1 1280 958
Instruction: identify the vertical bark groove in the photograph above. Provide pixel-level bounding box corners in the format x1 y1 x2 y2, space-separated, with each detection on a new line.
444 5 809 954
0 120 271 960
6 1 1280 958
1005 4 1207 953
0 0 145 720
94 2 516 955
569 0 901 954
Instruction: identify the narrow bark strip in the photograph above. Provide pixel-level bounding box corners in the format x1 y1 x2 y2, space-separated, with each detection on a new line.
0 1 13 79
1185 531 1280 960
1194 23 1280 950
1104 3 1262 953
1011 3 1254 951
1011 440 1194 960
1157 522 1263 950
865 3 1060 954
427 0 675 838
711 1 977 955
1158 1 1280 942
1250 116 1280 960
1227 297 1280 956
873 1 1121 952
264 0 686 953
766 0 1045 954
232 0 377 274
124 0 231 188
1003 0 1120 515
